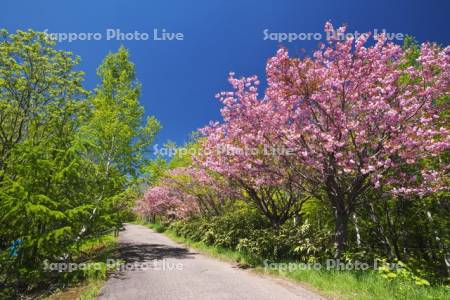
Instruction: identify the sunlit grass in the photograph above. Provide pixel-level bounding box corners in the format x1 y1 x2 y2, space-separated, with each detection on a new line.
260 267 450 300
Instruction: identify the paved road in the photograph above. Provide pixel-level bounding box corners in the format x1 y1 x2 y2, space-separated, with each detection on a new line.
99 223 323 300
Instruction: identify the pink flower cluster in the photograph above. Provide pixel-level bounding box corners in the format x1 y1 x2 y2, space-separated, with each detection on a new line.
199 22 449 198
135 185 197 219
136 167 236 219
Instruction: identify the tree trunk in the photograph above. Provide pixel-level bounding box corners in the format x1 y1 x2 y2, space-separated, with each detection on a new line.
334 204 349 258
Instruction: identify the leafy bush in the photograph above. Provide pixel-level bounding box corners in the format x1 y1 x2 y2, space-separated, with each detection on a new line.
169 204 333 262
236 220 333 261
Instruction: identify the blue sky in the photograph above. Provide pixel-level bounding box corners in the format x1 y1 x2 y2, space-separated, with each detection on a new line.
2 0 449 147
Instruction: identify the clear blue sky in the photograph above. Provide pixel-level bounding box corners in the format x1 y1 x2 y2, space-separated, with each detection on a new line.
2 0 449 147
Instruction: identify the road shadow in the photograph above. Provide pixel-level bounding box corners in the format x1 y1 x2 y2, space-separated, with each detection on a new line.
117 243 196 263
106 243 197 280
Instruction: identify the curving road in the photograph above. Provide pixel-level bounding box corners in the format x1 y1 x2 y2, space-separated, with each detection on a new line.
98 223 323 300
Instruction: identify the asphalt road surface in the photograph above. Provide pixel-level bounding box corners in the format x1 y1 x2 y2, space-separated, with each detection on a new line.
98 223 323 300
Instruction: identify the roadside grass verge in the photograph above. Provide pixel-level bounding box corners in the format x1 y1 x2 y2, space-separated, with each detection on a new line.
260 267 449 300
44 233 120 300
143 221 449 300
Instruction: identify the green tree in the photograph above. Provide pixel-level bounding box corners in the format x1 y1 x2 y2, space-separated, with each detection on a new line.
79 46 160 228
0 29 92 295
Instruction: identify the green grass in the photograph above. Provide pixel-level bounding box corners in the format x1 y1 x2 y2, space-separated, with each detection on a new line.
144 222 450 300
45 233 119 300
78 280 104 300
77 233 118 261
146 222 167 233
133 218 167 233
46 280 104 300
261 267 449 300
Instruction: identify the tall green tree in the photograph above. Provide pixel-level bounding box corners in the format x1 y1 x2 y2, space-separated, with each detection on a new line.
79 46 160 227
83 46 160 177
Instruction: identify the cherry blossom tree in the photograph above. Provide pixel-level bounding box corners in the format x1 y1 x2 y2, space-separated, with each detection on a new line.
198 82 313 227
199 22 449 256
166 167 237 216
135 185 191 220
136 166 236 219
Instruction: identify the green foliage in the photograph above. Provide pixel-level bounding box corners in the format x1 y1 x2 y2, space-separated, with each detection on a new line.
168 203 333 262
351 191 450 283
81 46 160 178
168 139 202 169
377 259 430 286
0 30 159 298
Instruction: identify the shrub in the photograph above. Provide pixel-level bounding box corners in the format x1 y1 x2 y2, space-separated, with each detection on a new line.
169 205 333 262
